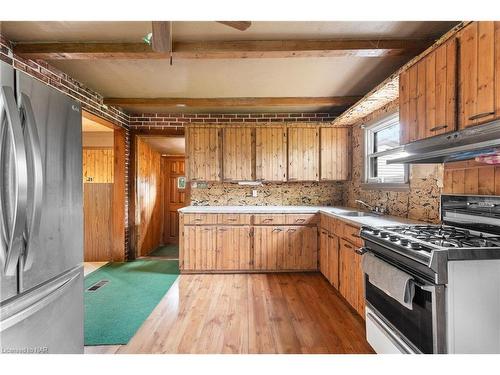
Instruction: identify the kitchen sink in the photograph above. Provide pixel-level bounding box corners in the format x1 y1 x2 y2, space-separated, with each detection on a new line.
339 211 379 217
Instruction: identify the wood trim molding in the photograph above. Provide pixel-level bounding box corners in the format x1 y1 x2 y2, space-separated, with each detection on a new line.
13 39 432 60
103 96 362 109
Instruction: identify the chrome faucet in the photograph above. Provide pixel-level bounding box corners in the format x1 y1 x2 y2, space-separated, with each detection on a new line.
355 200 386 215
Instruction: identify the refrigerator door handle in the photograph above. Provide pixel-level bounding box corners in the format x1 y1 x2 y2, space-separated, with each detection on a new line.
0 266 81 331
18 93 43 271
0 86 28 276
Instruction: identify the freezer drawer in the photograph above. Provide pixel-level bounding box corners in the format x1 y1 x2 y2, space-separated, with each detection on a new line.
0 266 83 354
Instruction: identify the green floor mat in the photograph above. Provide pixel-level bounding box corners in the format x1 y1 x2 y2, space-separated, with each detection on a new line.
84 259 179 346
149 244 179 258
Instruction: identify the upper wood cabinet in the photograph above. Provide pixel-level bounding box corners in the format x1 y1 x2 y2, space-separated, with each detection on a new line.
185 126 221 181
255 127 287 181
288 127 319 181
399 38 457 144
320 127 350 180
458 22 496 129
222 127 254 181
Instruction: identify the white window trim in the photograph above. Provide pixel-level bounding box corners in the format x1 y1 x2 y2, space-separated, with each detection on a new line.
362 111 409 191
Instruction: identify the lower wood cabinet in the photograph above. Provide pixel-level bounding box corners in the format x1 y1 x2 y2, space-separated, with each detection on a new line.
339 238 365 317
182 226 217 271
319 228 339 288
253 225 318 271
216 226 252 271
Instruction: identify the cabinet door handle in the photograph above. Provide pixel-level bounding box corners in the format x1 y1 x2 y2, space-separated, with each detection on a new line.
295 219 306 223
287 228 297 233
343 243 352 249
355 247 368 255
194 218 203 222
352 233 361 238
263 218 273 222
468 111 495 121
226 218 238 221
429 125 448 132
272 228 283 232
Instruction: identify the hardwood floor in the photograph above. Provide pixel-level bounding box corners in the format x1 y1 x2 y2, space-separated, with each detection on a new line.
83 261 108 276
115 272 373 354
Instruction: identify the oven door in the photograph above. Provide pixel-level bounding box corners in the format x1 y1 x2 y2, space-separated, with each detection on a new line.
365 272 446 354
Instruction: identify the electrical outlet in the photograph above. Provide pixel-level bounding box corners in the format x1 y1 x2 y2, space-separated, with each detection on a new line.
252 189 258 197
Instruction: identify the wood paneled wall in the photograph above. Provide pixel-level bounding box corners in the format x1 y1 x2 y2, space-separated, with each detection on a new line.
83 183 113 261
83 148 114 183
136 138 163 256
443 161 500 195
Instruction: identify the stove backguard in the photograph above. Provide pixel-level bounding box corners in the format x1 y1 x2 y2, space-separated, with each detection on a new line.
441 195 500 235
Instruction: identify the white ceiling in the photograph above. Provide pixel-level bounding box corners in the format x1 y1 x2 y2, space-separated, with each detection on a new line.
0 21 459 114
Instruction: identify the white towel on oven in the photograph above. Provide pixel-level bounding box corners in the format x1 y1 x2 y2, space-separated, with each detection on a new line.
362 252 415 310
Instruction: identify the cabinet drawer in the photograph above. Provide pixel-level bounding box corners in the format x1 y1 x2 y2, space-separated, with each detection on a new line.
286 214 318 225
332 219 343 237
253 214 286 225
217 214 251 225
183 213 217 225
342 223 363 247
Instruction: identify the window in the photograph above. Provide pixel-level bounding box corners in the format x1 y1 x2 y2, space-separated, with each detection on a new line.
364 112 408 187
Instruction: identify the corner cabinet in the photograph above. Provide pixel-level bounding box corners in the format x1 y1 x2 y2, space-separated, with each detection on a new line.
185 126 221 181
288 127 320 181
320 127 350 181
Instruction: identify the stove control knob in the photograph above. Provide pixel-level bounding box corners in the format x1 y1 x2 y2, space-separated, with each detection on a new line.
400 238 409 246
389 235 399 242
372 229 380 235
410 242 421 250
380 231 389 238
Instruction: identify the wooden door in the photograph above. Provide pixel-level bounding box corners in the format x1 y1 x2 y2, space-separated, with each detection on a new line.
254 226 287 270
255 126 287 181
222 127 254 181
288 127 319 181
320 127 350 180
319 229 330 278
459 22 496 129
216 226 252 270
182 226 217 271
328 233 340 288
185 126 221 181
284 226 318 270
162 157 188 244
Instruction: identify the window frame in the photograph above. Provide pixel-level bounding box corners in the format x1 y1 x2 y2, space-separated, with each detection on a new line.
362 112 409 191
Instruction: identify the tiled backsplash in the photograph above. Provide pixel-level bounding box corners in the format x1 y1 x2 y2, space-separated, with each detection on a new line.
190 181 346 207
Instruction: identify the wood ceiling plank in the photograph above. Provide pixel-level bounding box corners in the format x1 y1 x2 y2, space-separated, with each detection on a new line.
102 96 363 108
13 39 431 60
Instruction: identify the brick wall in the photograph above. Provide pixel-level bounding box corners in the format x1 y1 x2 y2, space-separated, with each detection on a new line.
129 112 337 129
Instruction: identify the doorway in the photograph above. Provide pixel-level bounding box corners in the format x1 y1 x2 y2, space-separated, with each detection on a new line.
134 135 188 259
82 111 126 264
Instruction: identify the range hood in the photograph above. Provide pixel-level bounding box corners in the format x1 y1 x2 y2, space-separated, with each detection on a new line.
389 120 500 164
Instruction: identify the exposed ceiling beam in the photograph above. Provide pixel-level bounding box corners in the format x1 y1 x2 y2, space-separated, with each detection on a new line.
102 96 363 109
216 21 252 31
151 21 172 53
13 39 431 60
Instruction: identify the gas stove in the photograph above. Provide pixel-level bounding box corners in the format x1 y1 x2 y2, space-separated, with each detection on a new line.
360 195 500 284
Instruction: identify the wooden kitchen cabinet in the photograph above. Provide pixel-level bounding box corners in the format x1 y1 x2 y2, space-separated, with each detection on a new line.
458 21 496 129
254 226 287 270
182 226 217 271
222 127 254 181
328 233 340 288
284 226 318 270
287 127 319 181
339 238 365 317
320 228 330 277
216 226 252 270
255 126 287 181
185 126 221 181
320 127 350 180
399 38 457 144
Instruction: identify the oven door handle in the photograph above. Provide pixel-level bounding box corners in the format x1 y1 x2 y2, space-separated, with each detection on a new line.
366 309 418 354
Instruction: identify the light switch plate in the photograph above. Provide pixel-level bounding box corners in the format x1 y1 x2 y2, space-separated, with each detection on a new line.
252 189 258 197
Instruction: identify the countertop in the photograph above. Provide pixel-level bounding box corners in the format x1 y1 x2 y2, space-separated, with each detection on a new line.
178 205 423 228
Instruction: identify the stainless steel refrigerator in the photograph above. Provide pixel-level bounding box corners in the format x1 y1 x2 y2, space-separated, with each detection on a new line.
0 61 83 354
